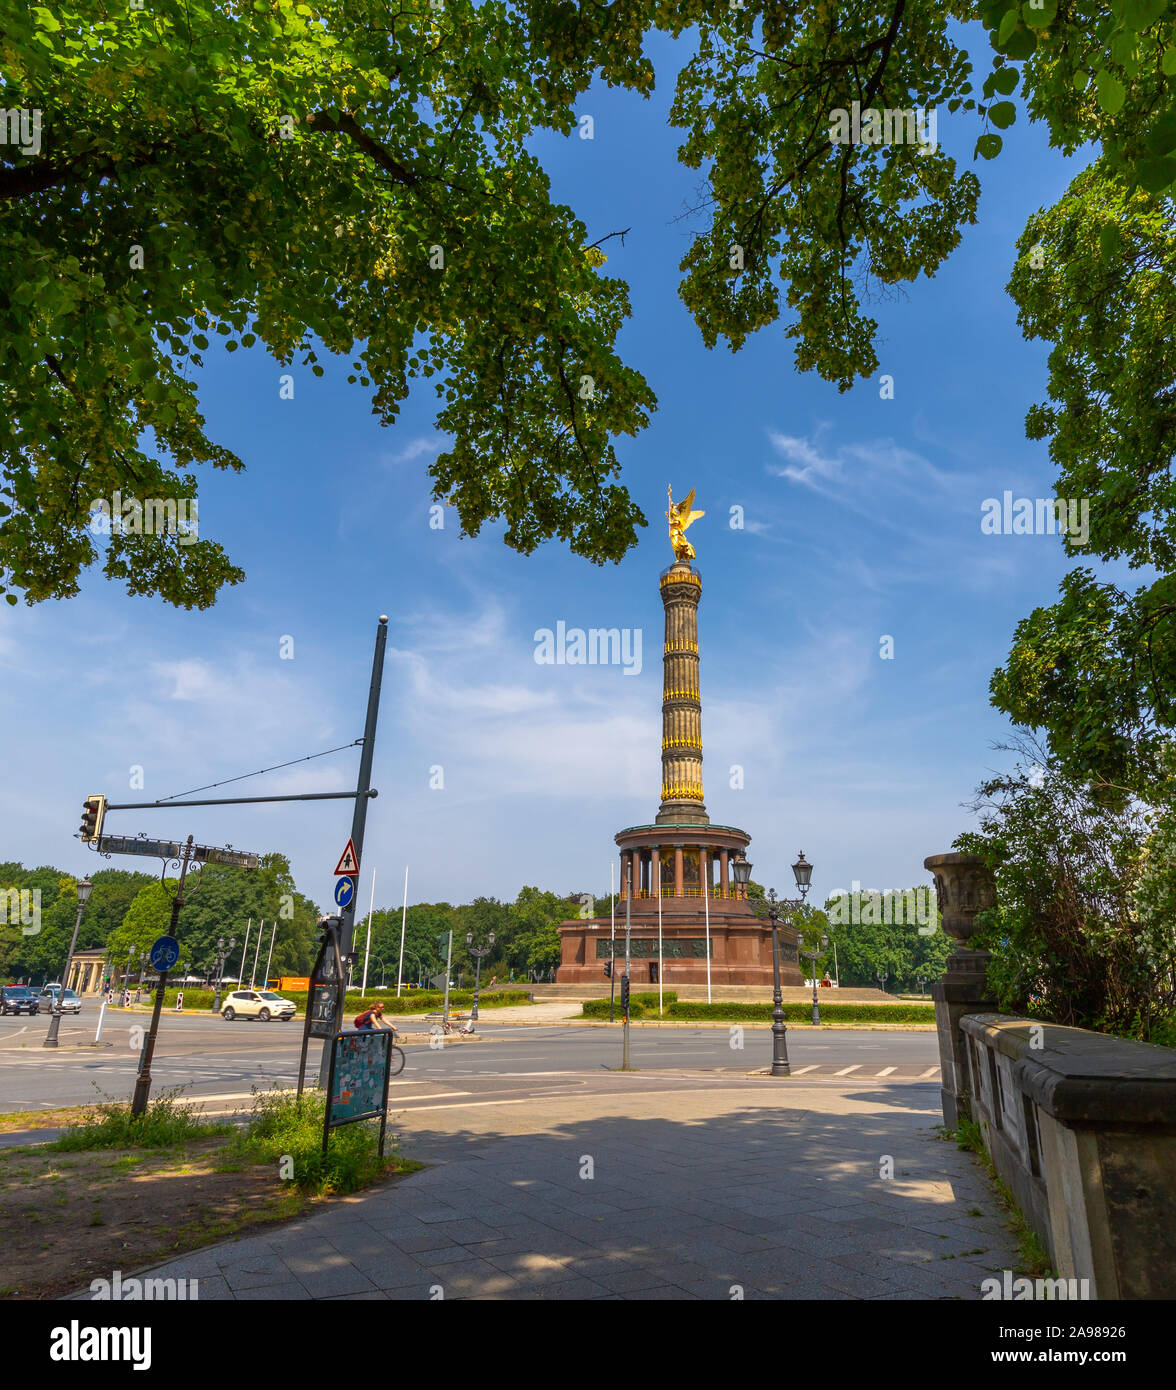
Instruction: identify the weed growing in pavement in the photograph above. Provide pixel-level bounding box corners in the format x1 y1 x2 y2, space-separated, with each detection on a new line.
944 1115 1054 1278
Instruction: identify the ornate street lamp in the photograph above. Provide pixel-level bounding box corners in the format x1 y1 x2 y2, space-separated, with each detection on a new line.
466 930 496 1021
734 850 816 1076
800 931 830 1026
211 936 237 1013
44 878 92 1049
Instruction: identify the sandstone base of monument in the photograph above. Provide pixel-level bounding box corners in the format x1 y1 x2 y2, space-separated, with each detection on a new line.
557 900 803 988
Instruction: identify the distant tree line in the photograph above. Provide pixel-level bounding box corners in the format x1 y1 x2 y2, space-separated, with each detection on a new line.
0 859 583 989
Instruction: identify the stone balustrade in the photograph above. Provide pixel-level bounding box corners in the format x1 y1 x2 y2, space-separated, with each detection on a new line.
927 848 1176 1299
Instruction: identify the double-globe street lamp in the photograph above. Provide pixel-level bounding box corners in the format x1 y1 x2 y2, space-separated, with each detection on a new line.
43 878 92 1049
210 936 237 1014
466 930 496 1021
799 930 830 1027
732 850 813 1078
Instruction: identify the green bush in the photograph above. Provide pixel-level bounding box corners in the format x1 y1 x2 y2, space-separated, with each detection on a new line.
230 1086 399 1195
51 1089 231 1151
168 986 531 1016
581 992 677 1019
580 997 933 1023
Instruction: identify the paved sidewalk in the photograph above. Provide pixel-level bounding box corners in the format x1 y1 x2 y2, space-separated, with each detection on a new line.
119 1076 1016 1301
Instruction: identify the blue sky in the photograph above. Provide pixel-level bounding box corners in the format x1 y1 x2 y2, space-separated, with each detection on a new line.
1 28 1113 916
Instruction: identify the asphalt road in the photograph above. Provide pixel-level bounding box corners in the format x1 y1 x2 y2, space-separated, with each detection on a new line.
0 1010 940 1115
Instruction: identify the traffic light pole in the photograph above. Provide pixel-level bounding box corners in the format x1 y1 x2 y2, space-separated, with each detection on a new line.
340 616 388 963
132 836 196 1118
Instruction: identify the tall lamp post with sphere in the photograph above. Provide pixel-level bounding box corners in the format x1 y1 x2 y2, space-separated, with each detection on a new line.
466 930 496 1021
733 850 814 1077
44 878 92 1049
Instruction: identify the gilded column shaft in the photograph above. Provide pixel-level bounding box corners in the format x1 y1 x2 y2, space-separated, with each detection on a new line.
658 563 707 825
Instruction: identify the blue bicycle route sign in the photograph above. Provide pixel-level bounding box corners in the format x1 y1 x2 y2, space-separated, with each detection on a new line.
149 935 180 973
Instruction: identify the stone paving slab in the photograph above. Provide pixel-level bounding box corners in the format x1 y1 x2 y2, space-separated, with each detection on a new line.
100 1080 1016 1301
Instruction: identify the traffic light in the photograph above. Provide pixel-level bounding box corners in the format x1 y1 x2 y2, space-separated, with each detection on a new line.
79 794 106 843
603 960 612 979
620 975 630 1012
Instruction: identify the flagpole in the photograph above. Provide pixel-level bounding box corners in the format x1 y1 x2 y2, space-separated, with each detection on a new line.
238 919 252 990
705 878 712 1005
262 920 277 990
361 869 376 995
396 865 409 997
658 863 663 1016
609 860 616 1024
250 920 264 989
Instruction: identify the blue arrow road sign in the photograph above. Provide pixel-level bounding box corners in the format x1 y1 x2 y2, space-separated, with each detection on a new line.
149 935 180 972
334 876 356 909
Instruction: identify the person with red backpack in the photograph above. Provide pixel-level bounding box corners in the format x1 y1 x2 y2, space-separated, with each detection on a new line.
354 1000 397 1038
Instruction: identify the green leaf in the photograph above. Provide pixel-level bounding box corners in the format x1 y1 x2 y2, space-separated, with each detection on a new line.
975 132 1004 159
1144 111 1176 154
992 66 1020 94
1001 25 1039 59
1124 0 1167 29
990 100 1017 128
997 8 1020 43
1163 47 1176 75
1023 0 1058 29
1095 69 1126 115
1135 154 1176 191
1073 70 1091 92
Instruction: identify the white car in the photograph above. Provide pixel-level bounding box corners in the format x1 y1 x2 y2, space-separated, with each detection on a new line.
40 986 82 1014
220 990 296 1022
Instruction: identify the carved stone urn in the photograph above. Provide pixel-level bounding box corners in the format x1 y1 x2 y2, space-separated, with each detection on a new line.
924 852 996 950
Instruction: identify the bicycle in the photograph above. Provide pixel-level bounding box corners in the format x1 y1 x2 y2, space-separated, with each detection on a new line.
428 1011 471 1037
388 1039 406 1076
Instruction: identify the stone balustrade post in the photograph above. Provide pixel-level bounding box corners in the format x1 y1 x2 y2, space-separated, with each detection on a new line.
924 851 998 1128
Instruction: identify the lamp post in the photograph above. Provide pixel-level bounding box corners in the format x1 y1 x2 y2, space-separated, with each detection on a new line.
466 930 496 1021
799 931 829 1027
211 937 237 1014
734 850 813 1077
876 969 890 996
44 878 92 1048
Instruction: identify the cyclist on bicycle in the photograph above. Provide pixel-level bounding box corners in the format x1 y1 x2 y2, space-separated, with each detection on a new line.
354 1001 398 1039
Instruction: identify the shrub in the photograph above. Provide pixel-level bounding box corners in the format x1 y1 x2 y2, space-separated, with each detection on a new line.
580 998 932 1023
231 1086 399 1195
51 1089 230 1151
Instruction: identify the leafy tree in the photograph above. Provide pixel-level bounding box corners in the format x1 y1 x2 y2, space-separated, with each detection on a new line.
107 879 174 971
503 885 579 975
821 891 949 991
956 735 1176 1040
0 0 656 607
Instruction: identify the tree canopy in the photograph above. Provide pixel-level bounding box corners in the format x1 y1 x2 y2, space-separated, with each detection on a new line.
5 0 1176 622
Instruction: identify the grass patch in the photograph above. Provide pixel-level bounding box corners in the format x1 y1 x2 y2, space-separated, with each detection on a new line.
227 1086 422 1196
949 1115 1054 1278
50 1089 232 1152
1 1085 422 1298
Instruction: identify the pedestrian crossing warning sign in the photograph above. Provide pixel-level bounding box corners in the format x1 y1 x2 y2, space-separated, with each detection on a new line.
334 838 359 875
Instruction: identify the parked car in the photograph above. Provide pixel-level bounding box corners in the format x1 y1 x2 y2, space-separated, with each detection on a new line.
1 986 40 1016
220 990 296 1022
40 986 82 1014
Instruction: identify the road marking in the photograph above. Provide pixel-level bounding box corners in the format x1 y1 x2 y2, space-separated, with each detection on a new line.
790 1065 819 1075
875 1066 896 1076
391 1097 543 1113
919 1066 940 1078
833 1064 860 1076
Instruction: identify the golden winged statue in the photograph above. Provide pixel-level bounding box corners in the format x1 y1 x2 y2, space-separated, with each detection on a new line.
666 485 705 563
